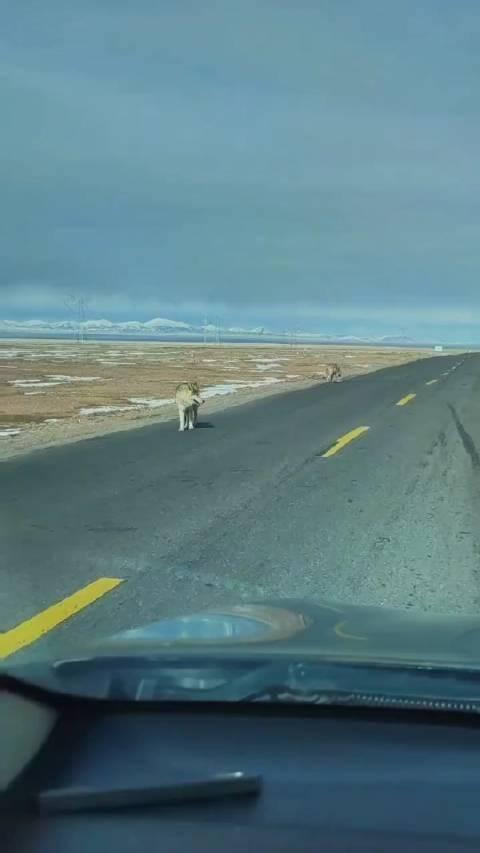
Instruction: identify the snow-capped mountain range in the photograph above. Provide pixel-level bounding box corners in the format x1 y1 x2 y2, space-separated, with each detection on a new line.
0 316 420 345
0 317 192 333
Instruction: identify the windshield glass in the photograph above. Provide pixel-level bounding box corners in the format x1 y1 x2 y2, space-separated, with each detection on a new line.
1 2 479 706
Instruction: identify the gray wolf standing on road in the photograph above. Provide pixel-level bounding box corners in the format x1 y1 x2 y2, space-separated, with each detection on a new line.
175 381 204 431
325 363 342 382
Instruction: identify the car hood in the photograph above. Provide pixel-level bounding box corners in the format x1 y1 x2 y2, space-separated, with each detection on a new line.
86 598 480 670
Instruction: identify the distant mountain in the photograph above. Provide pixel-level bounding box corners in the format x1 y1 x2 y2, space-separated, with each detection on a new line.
143 317 191 329
378 335 416 344
0 316 278 338
0 316 197 336
0 316 424 345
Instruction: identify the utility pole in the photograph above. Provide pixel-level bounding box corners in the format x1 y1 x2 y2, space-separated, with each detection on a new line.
64 294 89 343
79 297 87 343
64 294 79 342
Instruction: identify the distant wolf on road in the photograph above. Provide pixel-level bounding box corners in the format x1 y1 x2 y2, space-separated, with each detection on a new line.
325 363 342 383
175 381 204 431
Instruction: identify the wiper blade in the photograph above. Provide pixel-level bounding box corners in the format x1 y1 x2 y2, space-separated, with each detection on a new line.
36 772 262 814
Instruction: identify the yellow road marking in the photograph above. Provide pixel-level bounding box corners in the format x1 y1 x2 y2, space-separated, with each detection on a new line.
334 620 367 642
322 426 370 458
425 379 438 386
396 393 416 407
0 577 123 659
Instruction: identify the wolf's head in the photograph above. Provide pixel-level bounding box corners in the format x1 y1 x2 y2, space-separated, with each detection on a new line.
189 381 204 405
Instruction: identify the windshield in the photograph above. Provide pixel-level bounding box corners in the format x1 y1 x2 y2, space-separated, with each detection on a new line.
1 2 479 707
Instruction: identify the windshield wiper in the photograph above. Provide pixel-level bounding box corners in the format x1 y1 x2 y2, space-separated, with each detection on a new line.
36 772 262 814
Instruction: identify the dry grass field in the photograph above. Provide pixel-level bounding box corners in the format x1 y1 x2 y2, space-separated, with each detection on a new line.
0 339 445 460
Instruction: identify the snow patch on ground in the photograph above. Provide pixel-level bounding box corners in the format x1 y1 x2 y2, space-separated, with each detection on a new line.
203 378 283 398
80 404 137 416
97 359 138 365
28 350 84 359
255 362 281 371
128 397 174 409
47 375 102 382
0 428 21 437
80 397 174 415
24 352 74 360
251 356 290 363
9 375 105 390
9 380 63 388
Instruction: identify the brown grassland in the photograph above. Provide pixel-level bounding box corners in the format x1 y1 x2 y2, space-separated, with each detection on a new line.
0 339 448 460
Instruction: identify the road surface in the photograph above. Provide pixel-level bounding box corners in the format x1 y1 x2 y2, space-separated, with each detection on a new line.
2 352 480 661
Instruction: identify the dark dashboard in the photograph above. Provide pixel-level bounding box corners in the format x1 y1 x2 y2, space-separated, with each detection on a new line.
3 697 480 852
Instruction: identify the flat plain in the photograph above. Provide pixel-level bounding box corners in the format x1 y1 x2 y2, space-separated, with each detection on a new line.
0 339 446 460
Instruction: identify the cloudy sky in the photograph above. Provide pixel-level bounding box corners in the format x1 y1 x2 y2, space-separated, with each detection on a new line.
1 1 480 340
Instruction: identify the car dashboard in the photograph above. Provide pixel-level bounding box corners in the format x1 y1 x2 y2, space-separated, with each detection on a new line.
2 683 480 852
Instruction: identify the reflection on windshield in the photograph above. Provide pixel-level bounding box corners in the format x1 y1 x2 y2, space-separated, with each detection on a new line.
113 606 307 645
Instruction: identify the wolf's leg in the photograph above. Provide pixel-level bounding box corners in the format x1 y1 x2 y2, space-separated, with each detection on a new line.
178 405 185 431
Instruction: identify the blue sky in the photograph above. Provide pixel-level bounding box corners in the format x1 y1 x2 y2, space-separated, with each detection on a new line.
1 1 480 341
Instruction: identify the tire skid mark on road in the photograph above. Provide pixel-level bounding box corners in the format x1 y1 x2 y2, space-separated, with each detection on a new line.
0 577 124 659
448 403 480 470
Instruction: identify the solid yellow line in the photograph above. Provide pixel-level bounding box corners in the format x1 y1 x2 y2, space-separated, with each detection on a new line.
322 426 370 458
0 577 123 659
425 380 438 386
396 393 416 407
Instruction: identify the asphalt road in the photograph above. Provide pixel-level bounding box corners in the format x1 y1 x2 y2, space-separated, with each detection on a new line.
2 352 480 661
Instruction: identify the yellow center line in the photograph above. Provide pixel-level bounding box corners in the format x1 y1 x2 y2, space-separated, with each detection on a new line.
0 577 123 659
322 426 370 458
425 379 438 386
396 393 416 407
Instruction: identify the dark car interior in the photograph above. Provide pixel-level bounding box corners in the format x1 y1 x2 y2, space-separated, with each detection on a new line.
3 676 480 853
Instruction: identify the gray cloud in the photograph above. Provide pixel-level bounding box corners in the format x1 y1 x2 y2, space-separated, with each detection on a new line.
1 0 480 337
